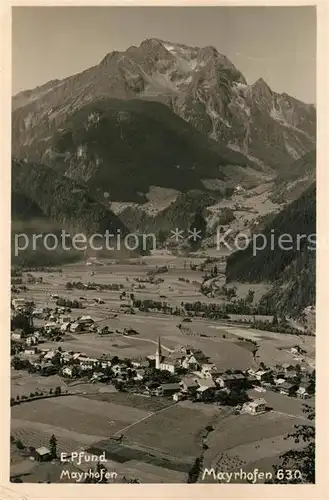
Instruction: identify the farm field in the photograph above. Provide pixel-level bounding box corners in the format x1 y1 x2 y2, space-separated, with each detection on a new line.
202 409 309 482
123 403 221 458
11 370 69 399
10 391 218 482
11 396 149 439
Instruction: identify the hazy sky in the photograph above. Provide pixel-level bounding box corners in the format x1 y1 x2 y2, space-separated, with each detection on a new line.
12 6 316 103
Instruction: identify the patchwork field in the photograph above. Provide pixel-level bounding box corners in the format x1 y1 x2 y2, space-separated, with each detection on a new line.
202 409 310 482
123 404 221 458
11 396 148 438
11 371 69 399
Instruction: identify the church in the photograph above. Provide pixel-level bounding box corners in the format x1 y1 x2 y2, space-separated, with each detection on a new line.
154 337 178 374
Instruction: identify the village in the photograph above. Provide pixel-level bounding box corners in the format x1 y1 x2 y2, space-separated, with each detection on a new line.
10 259 315 483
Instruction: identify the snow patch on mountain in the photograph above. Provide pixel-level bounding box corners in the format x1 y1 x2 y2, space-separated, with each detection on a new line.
284 140 301 160
163 43 176 52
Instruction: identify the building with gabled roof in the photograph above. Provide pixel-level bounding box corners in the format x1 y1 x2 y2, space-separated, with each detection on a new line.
243 398 267 415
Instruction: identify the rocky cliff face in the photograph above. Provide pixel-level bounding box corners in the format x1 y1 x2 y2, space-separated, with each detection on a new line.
12 38 316 171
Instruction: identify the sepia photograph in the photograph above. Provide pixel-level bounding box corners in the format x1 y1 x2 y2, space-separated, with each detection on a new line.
9 4 316 485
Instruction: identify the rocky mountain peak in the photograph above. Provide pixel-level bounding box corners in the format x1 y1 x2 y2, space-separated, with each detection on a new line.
12 37 316 172
252 77 272 95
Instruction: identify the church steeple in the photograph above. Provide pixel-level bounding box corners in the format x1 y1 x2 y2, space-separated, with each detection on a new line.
155 336 162 369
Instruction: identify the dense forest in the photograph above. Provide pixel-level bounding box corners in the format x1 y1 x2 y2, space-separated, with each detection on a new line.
226 183 316 315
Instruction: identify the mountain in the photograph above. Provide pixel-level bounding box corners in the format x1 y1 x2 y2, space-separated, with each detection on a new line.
11 158 137 265
12 189 81 267
270 150 316 203
225 183 316 315
118 189 218 234
12 97 260 203
12 158 129 235
12 38 316 176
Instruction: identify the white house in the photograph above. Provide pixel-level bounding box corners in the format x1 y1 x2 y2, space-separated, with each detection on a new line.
133 369 146 381
274 378 286 386
173 392 185 402
200 364 219 379
62 366 73 377
26 335 38 346
100 360 112 369
254 369 271 381
60 315 71 324
70 322 85 333
196 378 216 398
181 354 200 371
44 322 58 333
77 356 98 368
243 398 267 415
79 315 94 326
44 350 56 360
180 377 198 393
296 386 310 399
12 298 26 310
111 364 124 376
24 347 37 355
60 351 73 363
60 322 71 333
11 331 23 341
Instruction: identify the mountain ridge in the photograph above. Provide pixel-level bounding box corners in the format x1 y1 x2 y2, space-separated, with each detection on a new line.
12 37 316 172
13 97 265 203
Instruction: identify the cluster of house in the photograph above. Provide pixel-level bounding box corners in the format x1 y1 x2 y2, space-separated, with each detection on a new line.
11 298 31 312
45 314 95 334
11 291 313 411
11 329 42 356
247 363 312 399
11 310 98 354
26 273 43 284
142 338 313 407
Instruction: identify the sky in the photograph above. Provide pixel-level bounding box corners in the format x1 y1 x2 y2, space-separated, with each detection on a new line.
12 6 316 103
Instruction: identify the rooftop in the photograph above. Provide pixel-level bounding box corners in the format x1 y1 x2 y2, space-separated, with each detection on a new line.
36 446 51 456
249 398 267 407
160 383 181 390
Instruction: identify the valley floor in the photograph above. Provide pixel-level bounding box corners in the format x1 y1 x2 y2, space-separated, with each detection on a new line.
10 254 315 483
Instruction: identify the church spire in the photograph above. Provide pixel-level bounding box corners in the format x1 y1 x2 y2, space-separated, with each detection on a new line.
155 336 162 369
156 336 162 355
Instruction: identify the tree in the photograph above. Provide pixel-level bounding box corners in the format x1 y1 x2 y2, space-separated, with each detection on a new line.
95 461 108 483
49 434 57 459
54 386 61 396
157 229 167 246
189 208 207 250
111 356 120 365
51 353 61 368
246 289 255 304
268 405 315 483
272 314 279 326
11 311 34 334
16 439 24 450
187 457 201 483
308 370 315 395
